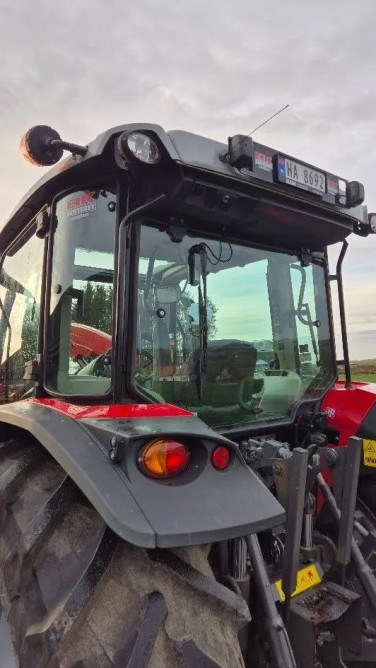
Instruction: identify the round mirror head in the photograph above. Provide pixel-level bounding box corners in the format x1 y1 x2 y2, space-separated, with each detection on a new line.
20 125 63 166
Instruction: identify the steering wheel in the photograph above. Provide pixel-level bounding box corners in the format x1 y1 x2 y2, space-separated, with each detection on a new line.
87 347 154 382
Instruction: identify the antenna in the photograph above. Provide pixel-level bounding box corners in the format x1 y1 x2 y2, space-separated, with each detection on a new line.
248 103 289 138
221 103 290 161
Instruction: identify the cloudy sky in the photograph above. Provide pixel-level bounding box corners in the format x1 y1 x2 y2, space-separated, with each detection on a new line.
1 0 376 359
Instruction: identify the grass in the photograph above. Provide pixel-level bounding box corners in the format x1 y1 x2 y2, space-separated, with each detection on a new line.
338 373 376 383
337 359 376 383
352 359 376 366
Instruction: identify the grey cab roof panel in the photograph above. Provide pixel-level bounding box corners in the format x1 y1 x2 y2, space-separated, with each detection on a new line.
1 122 368 250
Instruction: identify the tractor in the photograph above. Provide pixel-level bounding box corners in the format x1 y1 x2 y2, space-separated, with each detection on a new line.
0 121 376 666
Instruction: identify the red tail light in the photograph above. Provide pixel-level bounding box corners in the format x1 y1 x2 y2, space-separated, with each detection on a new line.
139 439 190 478
211 446 230 470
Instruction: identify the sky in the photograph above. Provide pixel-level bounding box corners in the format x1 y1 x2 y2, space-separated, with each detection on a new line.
1 0 376 359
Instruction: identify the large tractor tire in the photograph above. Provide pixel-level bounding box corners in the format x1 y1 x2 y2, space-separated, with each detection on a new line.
0 437 250 667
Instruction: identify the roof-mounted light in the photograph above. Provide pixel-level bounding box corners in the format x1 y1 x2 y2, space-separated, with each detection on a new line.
346 180 365 208
118 131 161 165
20 125 87 167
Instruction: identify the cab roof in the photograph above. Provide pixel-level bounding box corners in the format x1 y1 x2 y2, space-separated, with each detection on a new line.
1 123 369 251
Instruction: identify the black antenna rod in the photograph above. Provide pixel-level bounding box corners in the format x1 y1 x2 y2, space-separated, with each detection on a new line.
248 103 290 137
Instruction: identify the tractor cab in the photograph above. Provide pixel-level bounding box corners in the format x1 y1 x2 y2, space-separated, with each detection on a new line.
3 123 369 438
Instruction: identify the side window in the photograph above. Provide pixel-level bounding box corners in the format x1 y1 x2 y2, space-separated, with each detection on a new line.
0 226 43 402
46 187 116 395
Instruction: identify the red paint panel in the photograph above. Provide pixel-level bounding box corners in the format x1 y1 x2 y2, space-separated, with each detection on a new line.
31 398 193 420
322 381 376 446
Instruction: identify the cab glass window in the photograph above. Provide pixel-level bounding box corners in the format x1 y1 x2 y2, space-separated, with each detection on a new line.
135 223 336 431
46 187 116 395
0 226 43 402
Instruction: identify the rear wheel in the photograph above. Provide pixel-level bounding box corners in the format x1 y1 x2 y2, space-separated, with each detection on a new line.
0 437 250 667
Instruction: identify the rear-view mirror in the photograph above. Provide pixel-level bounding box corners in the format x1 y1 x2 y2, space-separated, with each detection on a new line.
156 286 180 304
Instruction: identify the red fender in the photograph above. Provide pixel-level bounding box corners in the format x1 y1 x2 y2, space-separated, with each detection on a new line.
322 380 376 446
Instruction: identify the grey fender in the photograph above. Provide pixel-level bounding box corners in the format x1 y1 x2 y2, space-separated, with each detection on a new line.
0 400 285 548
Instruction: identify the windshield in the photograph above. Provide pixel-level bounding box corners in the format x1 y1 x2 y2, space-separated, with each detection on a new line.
135 223 335 431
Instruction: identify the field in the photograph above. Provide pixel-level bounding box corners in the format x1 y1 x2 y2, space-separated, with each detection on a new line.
343 373 376 382
338 359 376 383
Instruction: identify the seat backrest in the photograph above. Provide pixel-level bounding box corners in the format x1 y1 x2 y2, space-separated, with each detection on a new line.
184 340 257 407
205 340 257 382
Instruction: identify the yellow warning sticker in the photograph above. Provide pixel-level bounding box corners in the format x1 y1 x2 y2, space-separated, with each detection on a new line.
363 439 376 468
274 564 321 602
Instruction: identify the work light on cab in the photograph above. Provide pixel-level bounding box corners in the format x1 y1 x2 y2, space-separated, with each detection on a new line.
346 181 365 207
139 439 190 478
118 131 161 165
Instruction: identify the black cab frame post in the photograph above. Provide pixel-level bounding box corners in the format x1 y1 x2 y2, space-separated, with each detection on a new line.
116 193 167 402
329 240 351 389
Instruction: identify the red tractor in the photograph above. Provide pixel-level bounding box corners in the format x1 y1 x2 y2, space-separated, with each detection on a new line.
1 122 376 666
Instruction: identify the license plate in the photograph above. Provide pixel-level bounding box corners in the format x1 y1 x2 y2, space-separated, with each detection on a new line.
277 156 326 195
274 563 321 602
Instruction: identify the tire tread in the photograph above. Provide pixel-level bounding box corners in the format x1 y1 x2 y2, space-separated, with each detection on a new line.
0 438 249 667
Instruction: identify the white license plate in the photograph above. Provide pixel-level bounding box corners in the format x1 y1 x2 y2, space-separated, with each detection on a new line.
280 157 326 195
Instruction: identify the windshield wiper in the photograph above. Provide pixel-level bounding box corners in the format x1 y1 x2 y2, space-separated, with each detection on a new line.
188 244 208 400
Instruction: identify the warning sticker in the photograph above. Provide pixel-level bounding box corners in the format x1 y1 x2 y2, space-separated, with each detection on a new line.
274 564 321 602
363 439 376 467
